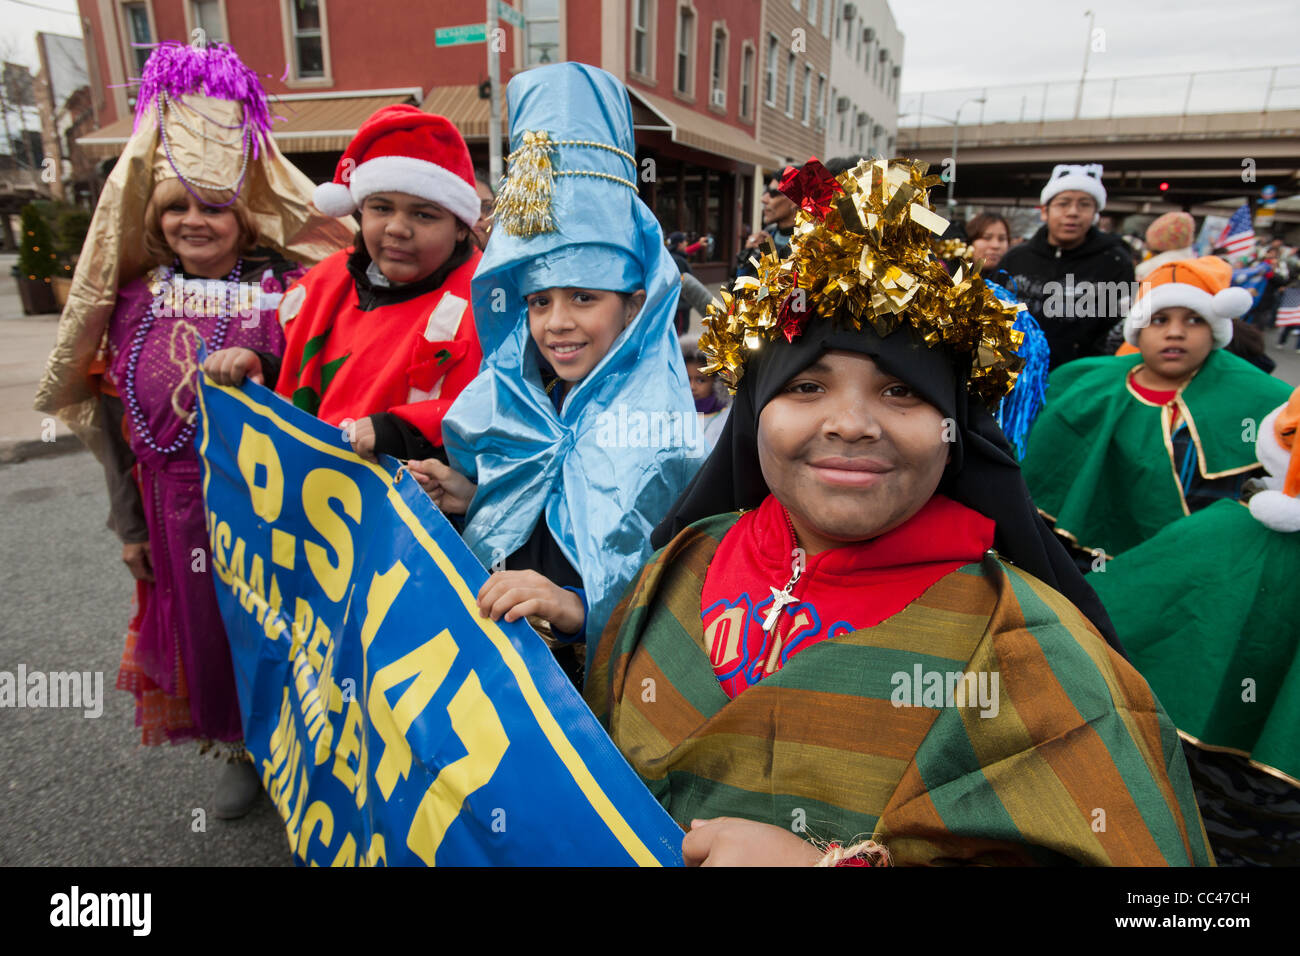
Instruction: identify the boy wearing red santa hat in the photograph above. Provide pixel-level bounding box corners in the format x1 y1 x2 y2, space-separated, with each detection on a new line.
206 104 482 461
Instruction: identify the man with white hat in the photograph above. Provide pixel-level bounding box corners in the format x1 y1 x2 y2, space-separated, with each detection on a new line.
1000 163 1136 370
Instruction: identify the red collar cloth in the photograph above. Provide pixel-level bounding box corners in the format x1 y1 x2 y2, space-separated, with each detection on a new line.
701 493 995 698
1128 366 1181 427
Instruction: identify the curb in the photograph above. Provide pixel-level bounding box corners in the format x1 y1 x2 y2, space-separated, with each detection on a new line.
0 437 88 465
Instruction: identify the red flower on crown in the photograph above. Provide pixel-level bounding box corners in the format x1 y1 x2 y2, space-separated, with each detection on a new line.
779 158 842 220
777 268 809 342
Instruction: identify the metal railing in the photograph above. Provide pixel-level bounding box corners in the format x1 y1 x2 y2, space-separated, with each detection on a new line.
900 64 1300 129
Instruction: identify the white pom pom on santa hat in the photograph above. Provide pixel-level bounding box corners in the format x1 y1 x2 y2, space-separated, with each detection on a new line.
1212 285 1254 321
312 180 357 218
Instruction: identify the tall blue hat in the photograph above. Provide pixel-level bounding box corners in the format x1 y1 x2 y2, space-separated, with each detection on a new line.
442 62 701 663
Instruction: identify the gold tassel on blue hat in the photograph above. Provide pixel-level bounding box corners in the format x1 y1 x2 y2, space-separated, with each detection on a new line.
496 130 558 237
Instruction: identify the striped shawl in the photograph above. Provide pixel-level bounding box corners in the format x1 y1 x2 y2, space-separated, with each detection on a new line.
586 513 1214 866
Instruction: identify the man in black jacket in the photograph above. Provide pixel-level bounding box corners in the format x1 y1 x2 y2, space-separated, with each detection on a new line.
1000 164 1136 369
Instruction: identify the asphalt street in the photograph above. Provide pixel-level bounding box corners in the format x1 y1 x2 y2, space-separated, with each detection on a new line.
0 451 291 866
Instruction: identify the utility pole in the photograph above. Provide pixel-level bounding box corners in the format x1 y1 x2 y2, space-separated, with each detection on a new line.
948 97 985 217
486 0 503 186
1074 9 1095 121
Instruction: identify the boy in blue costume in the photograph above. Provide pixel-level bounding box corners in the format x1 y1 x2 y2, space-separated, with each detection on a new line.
410 63 702 685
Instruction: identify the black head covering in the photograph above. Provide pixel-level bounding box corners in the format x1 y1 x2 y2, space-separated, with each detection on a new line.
653 310 1124 655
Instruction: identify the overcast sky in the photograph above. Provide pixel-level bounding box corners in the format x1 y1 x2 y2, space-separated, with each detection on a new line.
0 0 81 71
893 0 1300 92
1 0 1298 103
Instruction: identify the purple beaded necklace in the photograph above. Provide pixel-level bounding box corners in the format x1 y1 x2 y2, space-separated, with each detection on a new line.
123 258 243 455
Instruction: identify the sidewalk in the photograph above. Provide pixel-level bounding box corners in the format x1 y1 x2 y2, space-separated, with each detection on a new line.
0 253 78 464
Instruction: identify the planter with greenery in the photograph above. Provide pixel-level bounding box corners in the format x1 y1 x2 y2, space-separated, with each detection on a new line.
17 204 59 314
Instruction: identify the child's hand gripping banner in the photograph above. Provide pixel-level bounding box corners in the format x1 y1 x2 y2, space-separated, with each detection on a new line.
193 368 684 866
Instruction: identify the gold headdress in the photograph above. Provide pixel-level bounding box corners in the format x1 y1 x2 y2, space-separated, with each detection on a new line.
699 158 1024 407
34 42 353 461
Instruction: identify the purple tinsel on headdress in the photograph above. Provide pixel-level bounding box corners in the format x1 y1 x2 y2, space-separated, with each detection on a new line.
133 42 273 155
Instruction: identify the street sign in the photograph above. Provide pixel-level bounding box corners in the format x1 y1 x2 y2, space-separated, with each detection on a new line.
496 1 525 29
435 23 488 47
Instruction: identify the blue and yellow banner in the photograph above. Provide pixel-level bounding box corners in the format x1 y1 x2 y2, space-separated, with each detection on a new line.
194 370 684 866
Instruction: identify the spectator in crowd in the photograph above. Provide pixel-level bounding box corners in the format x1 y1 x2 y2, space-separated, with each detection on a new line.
1000 164 1136 370
1136 211 1195 280
680 337 730 450
966 212 1011 273
1252 239 1291 329
1227 318 1277 374
472 167 496 251
732 165 800 280
666 231 695 333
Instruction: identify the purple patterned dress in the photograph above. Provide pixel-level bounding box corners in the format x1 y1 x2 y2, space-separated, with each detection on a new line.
103 258 301 746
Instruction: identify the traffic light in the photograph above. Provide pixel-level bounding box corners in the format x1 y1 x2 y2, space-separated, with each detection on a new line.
1159 181 1170 192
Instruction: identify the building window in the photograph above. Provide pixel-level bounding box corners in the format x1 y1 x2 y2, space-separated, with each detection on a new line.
822 0 831 35
632 0 654 77
815 72 826 130
834 0 841 39
288 0 324 78
800 63 811 125
807 0 817 25
764 33 778 106
189 0 225 42
675 4 695 96
524 0 561 66
121 2 153 77
709 23 727 108
838 100 846 141
784 51 795 116
740 41 754 119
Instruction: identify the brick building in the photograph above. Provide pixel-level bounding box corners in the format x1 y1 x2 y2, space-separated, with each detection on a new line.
70 1 884 279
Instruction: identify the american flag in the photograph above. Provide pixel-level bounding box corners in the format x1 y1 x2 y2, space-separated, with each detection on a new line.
1276 286 1300 328
1215 203 1256 255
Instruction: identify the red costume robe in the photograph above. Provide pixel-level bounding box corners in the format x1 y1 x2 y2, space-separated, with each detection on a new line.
274 247 482 447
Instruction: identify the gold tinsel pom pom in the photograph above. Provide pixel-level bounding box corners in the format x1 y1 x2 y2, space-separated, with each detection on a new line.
700 158 1024 408
495 130 558 237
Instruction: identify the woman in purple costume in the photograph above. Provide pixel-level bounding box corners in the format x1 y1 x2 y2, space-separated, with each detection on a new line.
99 183 302 814
38 41 353 821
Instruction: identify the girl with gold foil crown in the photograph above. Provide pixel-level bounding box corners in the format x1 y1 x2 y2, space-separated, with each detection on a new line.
34 42 351 819
585 158 1213 867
